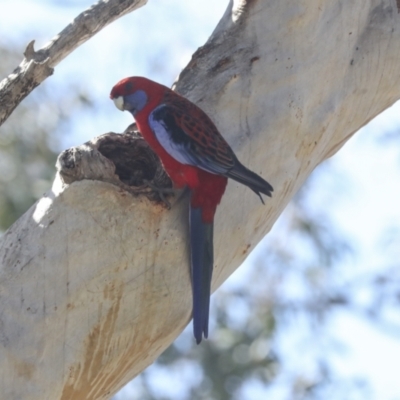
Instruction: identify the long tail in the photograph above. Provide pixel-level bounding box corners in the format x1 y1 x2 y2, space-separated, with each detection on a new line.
189 204 214 344
226 160 273 201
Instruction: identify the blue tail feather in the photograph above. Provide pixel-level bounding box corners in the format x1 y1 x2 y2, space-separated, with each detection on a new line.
189 205 214 344
226 160 273 199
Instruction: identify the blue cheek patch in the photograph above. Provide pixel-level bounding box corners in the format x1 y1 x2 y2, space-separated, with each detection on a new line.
125 90 148 114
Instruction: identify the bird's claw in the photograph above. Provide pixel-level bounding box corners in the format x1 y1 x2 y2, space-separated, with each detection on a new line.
143 179 177 209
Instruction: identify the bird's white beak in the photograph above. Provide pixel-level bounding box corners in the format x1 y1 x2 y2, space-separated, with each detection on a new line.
113 96 125 111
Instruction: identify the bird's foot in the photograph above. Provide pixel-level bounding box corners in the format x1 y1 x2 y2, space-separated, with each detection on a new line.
143 179 181 209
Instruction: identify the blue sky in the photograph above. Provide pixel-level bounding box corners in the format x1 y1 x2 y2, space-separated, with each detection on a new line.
2 1 400 399
0 0 228 146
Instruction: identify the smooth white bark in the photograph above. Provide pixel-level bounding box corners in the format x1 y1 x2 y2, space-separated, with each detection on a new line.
1 0 400 399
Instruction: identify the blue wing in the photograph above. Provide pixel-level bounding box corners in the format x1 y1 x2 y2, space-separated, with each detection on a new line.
148 100 273 197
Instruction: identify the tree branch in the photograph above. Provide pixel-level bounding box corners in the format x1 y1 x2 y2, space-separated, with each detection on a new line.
1 0 400 399
0 0 147 127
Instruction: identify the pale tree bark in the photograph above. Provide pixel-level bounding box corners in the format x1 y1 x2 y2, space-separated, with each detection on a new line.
1 0 400 399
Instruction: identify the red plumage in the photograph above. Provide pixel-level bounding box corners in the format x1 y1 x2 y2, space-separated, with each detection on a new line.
110 77 228 222
110 76 272 343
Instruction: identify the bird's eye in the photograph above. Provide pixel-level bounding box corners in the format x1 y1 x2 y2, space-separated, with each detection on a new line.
125 82 133 92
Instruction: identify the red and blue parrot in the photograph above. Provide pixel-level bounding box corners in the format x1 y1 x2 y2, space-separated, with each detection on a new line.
110 77 273 343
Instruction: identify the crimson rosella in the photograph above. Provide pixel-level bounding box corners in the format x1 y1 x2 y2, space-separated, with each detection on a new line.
110 77 273 344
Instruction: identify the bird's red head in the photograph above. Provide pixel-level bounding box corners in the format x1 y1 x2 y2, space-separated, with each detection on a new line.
110 76 143 99
110 76 167 116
